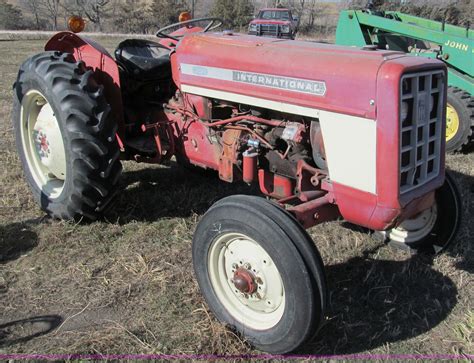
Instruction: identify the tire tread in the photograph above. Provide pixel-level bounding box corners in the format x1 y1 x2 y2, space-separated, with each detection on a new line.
13 51 122 221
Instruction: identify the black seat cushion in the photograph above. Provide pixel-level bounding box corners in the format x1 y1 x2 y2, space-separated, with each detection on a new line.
115 39 172 81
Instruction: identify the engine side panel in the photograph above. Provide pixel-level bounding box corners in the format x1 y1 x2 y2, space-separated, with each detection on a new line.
319 111 376 194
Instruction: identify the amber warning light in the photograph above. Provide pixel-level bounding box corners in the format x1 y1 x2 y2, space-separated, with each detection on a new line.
179 11 192 22
68 16 85 33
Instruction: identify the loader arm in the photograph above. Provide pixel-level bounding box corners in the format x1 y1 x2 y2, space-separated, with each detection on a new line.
336 10 473 93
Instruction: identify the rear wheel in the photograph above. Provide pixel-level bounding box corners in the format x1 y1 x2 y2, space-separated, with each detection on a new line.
445 87 473 153
13 51 122 221
381 171 462 254
192 195 326 353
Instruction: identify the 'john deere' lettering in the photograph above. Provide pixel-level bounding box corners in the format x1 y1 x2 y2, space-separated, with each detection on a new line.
444 40 469 52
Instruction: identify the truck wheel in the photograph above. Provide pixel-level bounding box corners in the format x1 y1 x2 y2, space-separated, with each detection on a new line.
445 87 473 153
13 51 122 221
192 195 326 353
381 171 462 254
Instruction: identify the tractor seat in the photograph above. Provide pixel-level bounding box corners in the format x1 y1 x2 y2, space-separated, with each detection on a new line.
115 39 172 81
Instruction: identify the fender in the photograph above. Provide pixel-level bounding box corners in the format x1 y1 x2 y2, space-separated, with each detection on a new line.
45 32 125 144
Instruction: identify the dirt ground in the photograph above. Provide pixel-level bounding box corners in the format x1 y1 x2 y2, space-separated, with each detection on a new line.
0 37 473 357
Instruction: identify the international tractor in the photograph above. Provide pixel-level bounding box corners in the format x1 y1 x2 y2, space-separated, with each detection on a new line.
336 7 474 153
12 14 462 353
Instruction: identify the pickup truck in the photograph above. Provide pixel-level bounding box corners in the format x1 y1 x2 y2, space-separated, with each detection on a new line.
248 8 298 39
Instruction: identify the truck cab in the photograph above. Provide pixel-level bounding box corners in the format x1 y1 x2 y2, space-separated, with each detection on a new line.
248 8 298 39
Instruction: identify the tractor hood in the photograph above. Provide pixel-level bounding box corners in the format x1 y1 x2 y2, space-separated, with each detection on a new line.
172 32 409 119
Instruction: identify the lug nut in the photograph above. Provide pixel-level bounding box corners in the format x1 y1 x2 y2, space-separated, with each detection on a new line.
243 263 251 270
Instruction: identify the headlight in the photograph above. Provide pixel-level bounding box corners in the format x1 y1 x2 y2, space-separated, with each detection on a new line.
281 25 290 33
249 24 257 31
401 101 409 121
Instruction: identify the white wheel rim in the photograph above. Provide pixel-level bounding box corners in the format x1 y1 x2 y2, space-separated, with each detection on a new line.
388 204 438 243
208 232 285 330
20 90 66 199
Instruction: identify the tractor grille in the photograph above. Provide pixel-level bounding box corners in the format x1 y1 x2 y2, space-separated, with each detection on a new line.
259 24 279 37
399 70 445 194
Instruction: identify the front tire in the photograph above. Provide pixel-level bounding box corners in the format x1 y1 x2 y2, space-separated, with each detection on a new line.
192 195 326 353
13 51 122 221
381 171 462 254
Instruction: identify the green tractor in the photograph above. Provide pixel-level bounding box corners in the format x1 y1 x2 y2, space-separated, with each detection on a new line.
336 8 473 153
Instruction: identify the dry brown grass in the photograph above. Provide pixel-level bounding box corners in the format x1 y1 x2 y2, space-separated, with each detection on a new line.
0 37 473 357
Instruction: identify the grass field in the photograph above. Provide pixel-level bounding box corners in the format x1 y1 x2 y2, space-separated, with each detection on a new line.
0 37 473 357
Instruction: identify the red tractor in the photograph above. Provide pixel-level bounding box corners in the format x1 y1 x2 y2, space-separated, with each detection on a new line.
13 16 461 353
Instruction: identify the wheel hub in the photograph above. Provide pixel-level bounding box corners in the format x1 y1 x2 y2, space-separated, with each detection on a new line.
32 102 66 180
207 233 285 330
20 90 67 198
34 130 50 159
388 204 438 243
233 267 257 294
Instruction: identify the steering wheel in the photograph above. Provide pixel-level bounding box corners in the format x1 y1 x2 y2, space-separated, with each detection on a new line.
156 17 223 41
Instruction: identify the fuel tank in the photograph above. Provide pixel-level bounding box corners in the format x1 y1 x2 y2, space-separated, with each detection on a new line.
172 32 405 119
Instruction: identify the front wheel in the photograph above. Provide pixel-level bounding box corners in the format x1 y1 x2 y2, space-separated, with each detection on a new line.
192 195 326 353
380 171 462 254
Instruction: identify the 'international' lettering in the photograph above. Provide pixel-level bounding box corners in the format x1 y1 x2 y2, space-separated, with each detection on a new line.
233 71 326 96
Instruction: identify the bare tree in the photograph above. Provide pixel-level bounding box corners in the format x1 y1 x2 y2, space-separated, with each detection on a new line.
210 0 254 31
287 0 321 31
0 0 24 29
114 0 155 34
150 0 188 28
74 0 110 31
192 0 213 17
305 0 320 30
41 0 61 30
22 0 43 29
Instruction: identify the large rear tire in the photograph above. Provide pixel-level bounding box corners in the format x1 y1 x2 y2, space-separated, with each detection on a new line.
445 87 473 153
192 195 326 353
13 51 122 221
